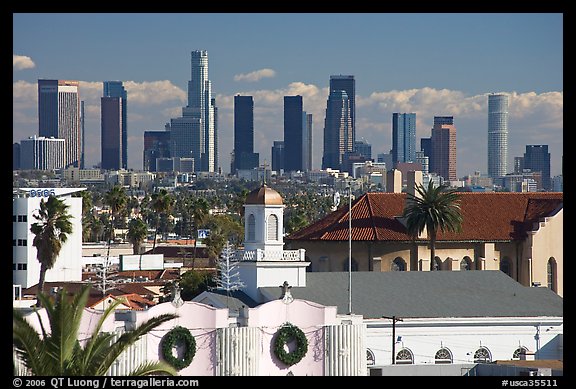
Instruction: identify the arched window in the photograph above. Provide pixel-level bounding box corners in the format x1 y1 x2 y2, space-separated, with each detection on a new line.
267 214 278 241
396 348 414 364
435 348 453 364
460 258 472 271
547 258 557 292
391 257 406 271
366 349 375 366
343 258 359 272
513 346 529 360
432 257 442 271
247 214 255 241
500 257 512 277
473 347 492 363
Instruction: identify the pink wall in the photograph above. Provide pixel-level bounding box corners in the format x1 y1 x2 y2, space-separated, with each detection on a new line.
246 299 339 376
142 302 229 376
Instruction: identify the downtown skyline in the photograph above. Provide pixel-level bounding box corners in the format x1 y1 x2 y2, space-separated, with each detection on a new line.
13 13 563 177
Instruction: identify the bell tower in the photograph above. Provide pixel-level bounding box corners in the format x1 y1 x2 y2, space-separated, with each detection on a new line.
237 184 309 302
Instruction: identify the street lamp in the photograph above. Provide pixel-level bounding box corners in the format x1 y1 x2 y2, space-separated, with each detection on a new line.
348 183 352 315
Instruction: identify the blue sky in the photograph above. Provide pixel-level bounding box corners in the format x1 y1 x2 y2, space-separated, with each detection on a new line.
13 13 563 177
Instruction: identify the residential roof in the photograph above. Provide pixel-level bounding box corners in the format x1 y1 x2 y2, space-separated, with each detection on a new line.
88 293 157 310
286 192 563 242
259 271 563 319
195 289 259 312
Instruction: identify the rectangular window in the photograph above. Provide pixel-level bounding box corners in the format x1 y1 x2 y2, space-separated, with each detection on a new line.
12 263 16 270
13 240 16 246
17 239 27 246
17 264 24 270
12 215 16 222
22 215 27 222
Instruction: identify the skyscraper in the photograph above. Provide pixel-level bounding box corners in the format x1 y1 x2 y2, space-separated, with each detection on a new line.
284 96 304 172
488 93 509 178
524 145 551 190
330 75 355 147
143 130 171 172
80 101 85 169
431 116 457 182
171 50 218 172
392 113 416 166
103 81 127 169
303 113 313 171
322 90 352 170
271 141 285 173
233 95 259 173
38 79 81 168
101 96 124 170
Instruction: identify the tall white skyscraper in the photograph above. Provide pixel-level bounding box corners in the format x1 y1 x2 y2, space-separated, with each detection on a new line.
176 50 217 172
38 79 81 168
488 93 509 178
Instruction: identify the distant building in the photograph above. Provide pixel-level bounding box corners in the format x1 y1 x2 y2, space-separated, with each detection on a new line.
169 50 217 172
415 151 429 174
143 130 171 172
322 90 353 170
303 112 313 171
101 81 128 169
355 139 372 160
271 140 285 173
13 143 21 170
19 136 65 170
101 96 124 170
330 75 356 143
430 116 457 181
284 96 304 172
488 93 509 179
233 95 259 173
392 113 416 166
38 79 81 168
523 145 551 190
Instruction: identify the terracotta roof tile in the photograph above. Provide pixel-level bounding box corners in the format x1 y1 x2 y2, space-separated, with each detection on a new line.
287 192 562 242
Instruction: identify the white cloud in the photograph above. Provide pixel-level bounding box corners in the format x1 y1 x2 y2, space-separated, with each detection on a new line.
13 54 35 70
124 80 186 105
233 68 276 82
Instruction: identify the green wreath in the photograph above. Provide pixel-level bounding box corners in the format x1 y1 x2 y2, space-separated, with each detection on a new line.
273 323 308 366
161 326 196 370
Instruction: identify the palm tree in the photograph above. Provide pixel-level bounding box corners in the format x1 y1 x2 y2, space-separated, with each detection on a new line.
190 198 209 268
13 285 178 376
127 218 148 255
103 185 128 256
150 189 174 253
30 196 73 307
402 181 463 271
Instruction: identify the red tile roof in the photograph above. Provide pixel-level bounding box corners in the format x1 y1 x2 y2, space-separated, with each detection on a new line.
287 192 563 242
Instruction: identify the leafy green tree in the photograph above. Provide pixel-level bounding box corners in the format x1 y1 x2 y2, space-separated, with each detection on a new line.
30 196 74 306
402 181 463 271
13 285 178 376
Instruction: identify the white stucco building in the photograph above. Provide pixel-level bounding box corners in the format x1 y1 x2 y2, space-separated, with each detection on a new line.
13 188 85 289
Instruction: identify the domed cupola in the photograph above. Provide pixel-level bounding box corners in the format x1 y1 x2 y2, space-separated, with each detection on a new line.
243 184 284 252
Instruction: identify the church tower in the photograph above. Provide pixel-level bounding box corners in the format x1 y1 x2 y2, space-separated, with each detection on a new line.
237 184 308 302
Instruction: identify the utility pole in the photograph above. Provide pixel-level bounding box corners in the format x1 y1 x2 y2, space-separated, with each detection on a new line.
382 315 403 364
